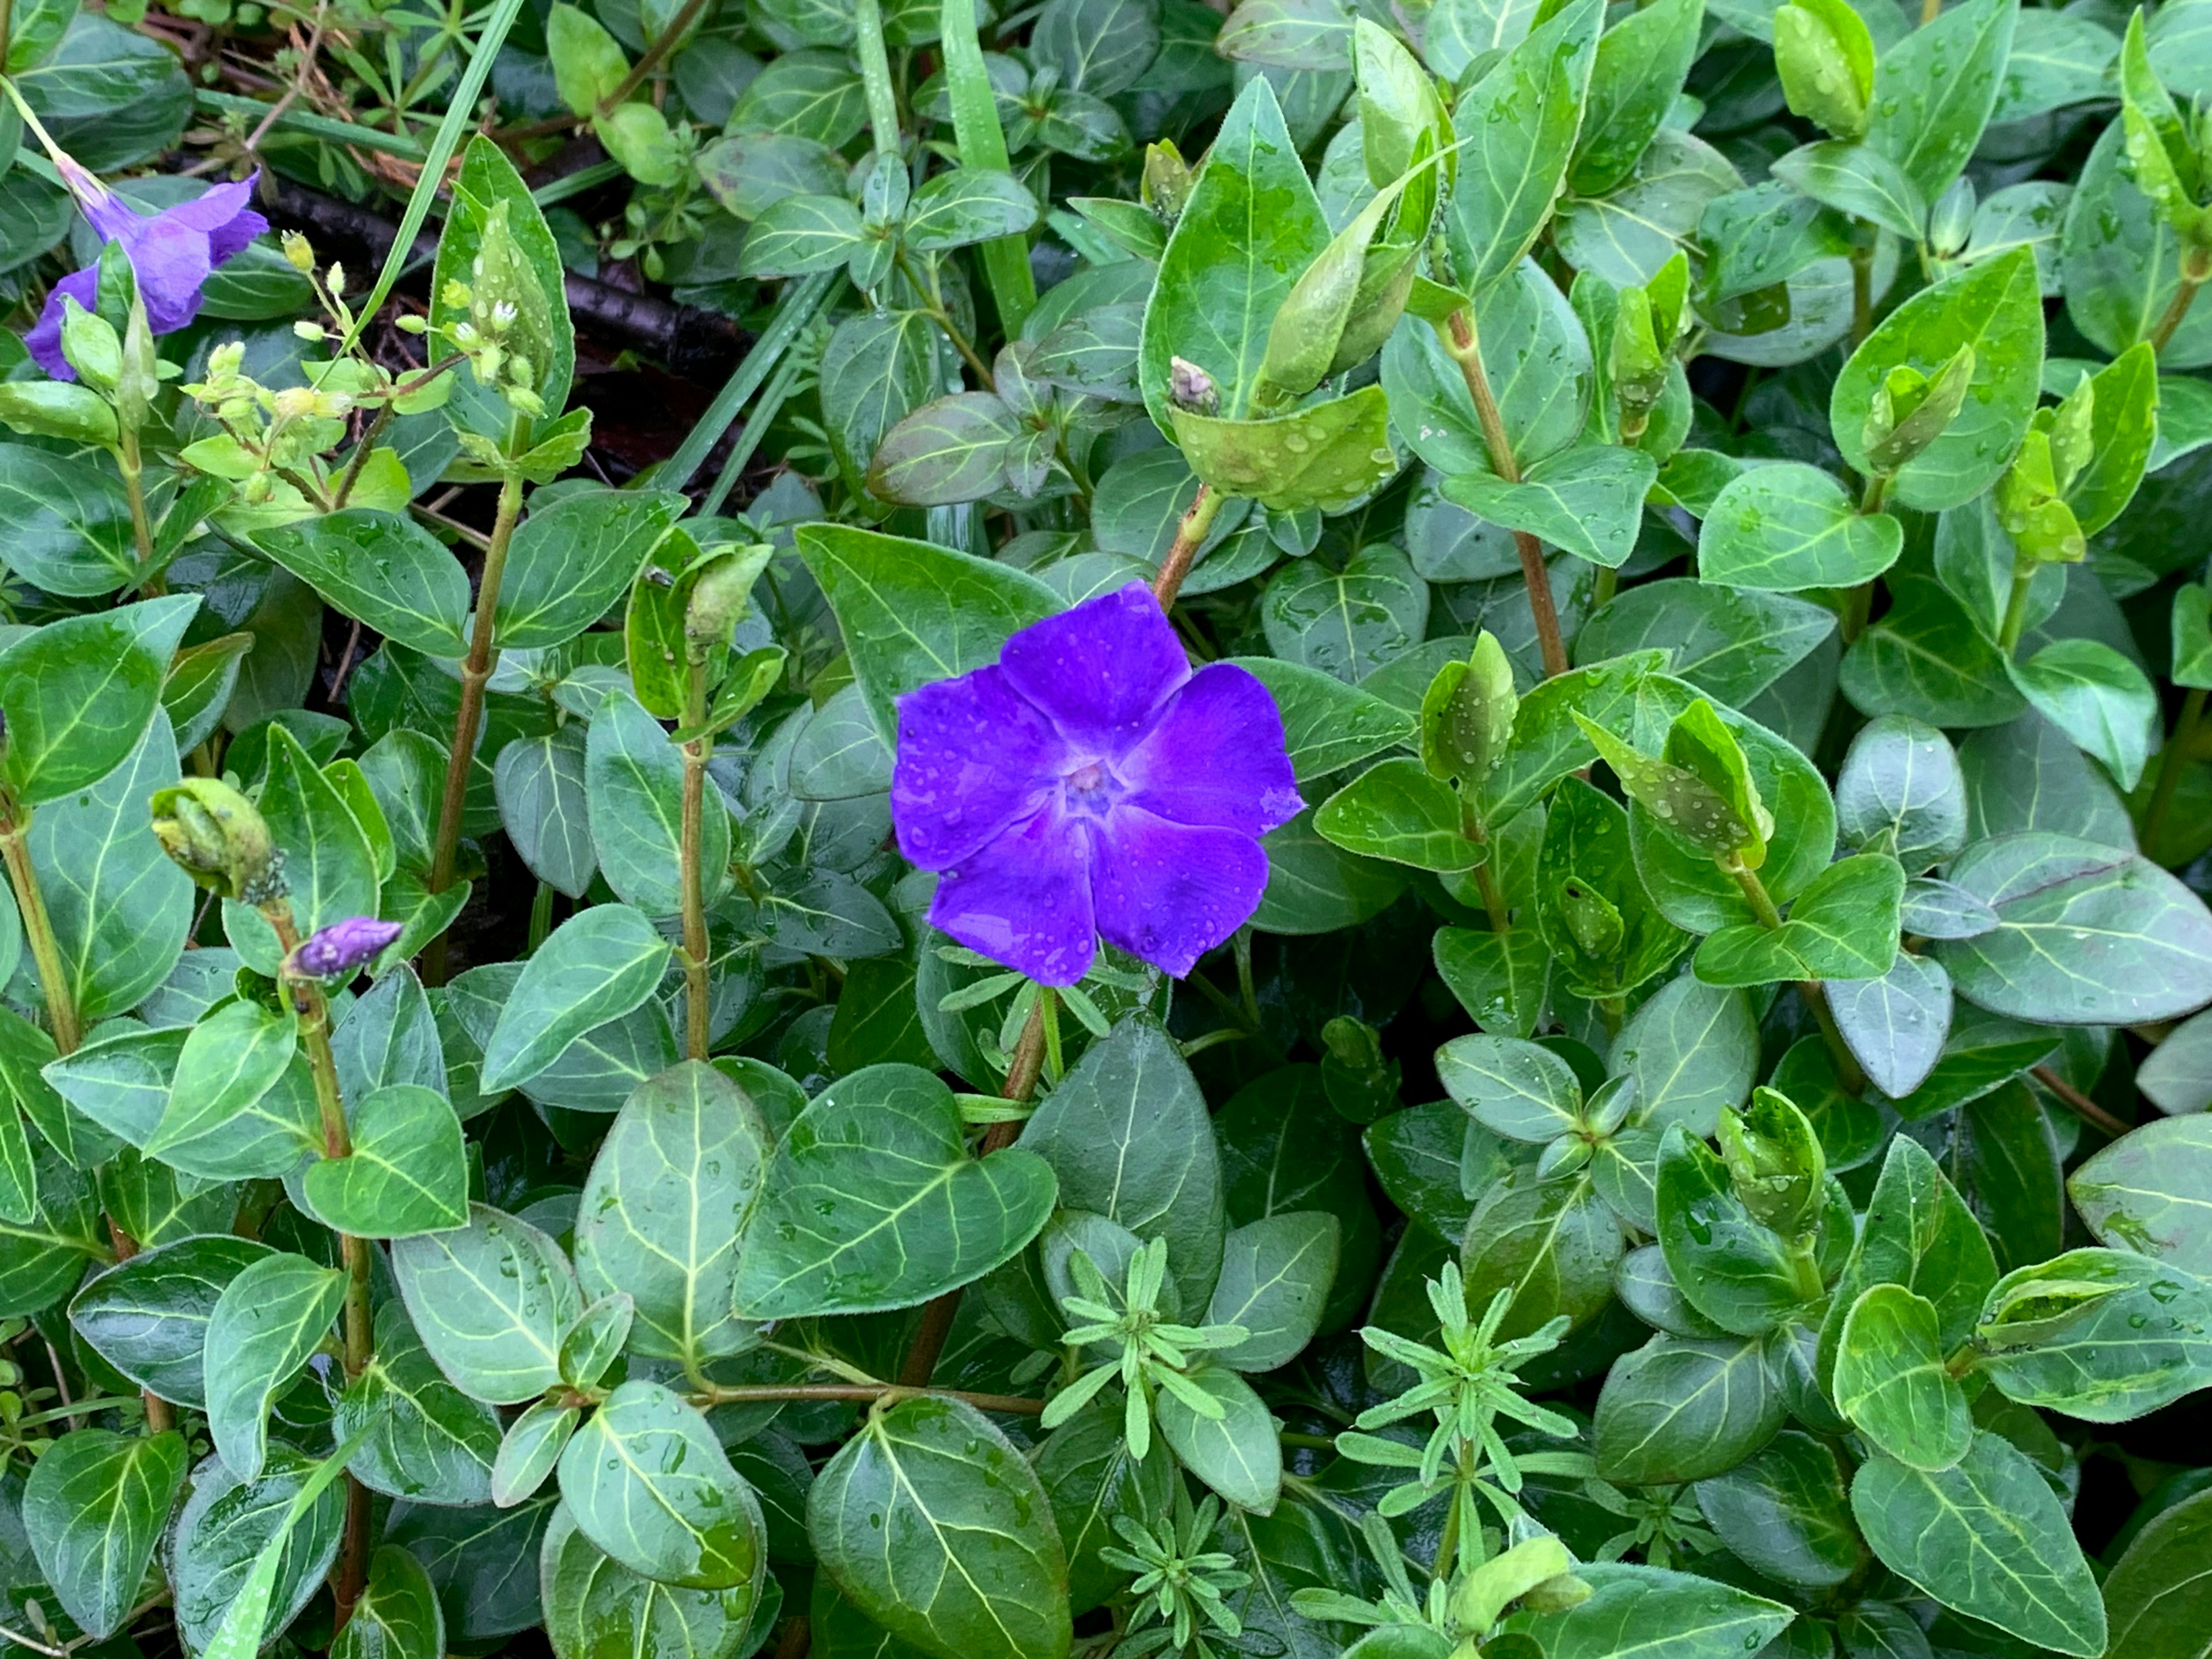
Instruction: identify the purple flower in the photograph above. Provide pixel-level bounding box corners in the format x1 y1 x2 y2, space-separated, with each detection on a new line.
892 584 1302 986
292 916 403 978
26 172 268 381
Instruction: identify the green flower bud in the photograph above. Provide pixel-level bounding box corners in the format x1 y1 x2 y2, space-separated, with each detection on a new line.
683 544 774 657
59 297 123 395
1420 631 1517 784
1928 177 1976 260
150 778 285 904
1142 141 1193 225
1610 284 1668 438
282 230 316 272
1718 1085 1825 1240
1774 0 1874 141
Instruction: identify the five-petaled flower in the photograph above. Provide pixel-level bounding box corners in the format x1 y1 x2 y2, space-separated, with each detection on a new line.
891 583 1301 986
27 171 268 381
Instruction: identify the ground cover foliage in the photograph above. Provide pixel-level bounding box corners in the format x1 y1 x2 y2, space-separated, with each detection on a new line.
4 0 2212 1657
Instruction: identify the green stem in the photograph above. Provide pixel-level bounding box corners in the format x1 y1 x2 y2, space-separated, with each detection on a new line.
1152 484 1224 608
1725 857 1868 1094
329 402 395 511
116 430 158 585
1858 472 1890 516
1839 579 1874 645
1850 237 1875 349
688 1381 1044 1415
1593 564 1617 610
0 799 79 1055
680 657 713 1063
527 879 554 955
423 448 526 985
2152 272 2206 355
1441 309 1568 677
853 0 903 158
2143 686 2209 862
1997 562 2037 656
595 0 710 115
1787 1238 1825 1302
1459 799 1510 933
266 902 374 1628
898 249 995 386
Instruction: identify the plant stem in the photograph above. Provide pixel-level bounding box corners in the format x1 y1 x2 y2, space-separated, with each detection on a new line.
596 0 709 115
1592 565 1617 610
0 798 79 1055
680 657 713 1062
116 429 159 585
2032 1064 2131 1139
898 995 1049 1387
423 456 526 984
1459 799 1510 933
1152 485 1224 608
1919 0 1941 24
1858 472 1890 516
1839 579 1874 645
2152 272 2206 355
689 1381 1044 1415
329 401 395 510
2143 686 2209 861
1998 562 2038 656
527 879 554 955
265 903 374 1627
853 0 903 158
1725 857 1868 1094
1850 237 1875 348
1787 1238 1825 1302
1441 309 1569 677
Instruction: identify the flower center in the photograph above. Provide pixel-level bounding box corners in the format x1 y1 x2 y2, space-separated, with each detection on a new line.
1060 758 1122 814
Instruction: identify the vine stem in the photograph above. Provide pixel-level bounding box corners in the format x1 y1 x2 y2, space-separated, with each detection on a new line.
117 428 159 587
1152 485 1223 608
897 995 1050 1387
680 657 713 1062
1724 857 1868 1095
688 1382 1044 1416
2142 686 2209 861
1441 309 1568 678
2151 271 2206 355
422 452 527 985
1849 237 1876 349
2032 1065 2131 1140
1998 562 2038 655
0 797 80 1055
265 903 374 1627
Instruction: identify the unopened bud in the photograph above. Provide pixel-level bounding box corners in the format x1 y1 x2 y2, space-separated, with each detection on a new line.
684 545 774 655
294 321 326 341
1927 177 1976 259
1863 344 1975 476
60 298 122 393
1718 1086 1825 1239
282 231 315 272
1773 0 1873 141
150 778 284 904
272 386 320 421
290 915 403 978
1168 355 1218 415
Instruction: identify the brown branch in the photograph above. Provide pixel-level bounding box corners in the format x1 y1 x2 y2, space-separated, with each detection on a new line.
2032 1065 2131 1141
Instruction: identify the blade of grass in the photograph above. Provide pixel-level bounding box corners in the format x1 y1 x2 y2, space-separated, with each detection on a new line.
195 89 431 158
655 270 840 495
941 0 1036 335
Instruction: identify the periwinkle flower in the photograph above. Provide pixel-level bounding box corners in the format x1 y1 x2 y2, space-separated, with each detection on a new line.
291 916 403 978
892 583 1301 986
27 171 268 381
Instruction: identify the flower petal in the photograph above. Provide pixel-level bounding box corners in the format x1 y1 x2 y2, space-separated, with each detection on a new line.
1120 662 1303 837
930 805 1096 986
25 268 99 381
893 664 1067 869
998 583 1189 754
1089 806 1271 979
164 173 267 264
123 218 218 335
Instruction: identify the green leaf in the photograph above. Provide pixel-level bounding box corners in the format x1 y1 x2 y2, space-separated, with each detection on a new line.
1512 1561 1796 1659
584 690 727 919
384 1492 558 1643
204 1251 346 1482
737 192 867 276
540 1501 765 1659
146 998 297 1162
391 1203 582 1404
333 1546 445 1659
1259 545 1430 685
1445 0 1603 295
495 730 596 901
1851 1430 2105 1657
1154 1359 1283 1511
1693 852 1904 987
1138 74 1330 427
22 1427 187 1638
67 1233 272 1407
868 392 1018 505
1770 139 1929 240
1834 1283 1972 1470
1171 384 1402 514
1656 1125 1813 1336
336 1299 502 1508
1975 1247 2212 1422
1436 1035 1581 1143
1592 1332 1785 1485
1443 444 1657 569
1433 925 1553 1038
1836 713 1968 865
797 522 1060 744
1935 831 2212 1024
479 904 671 1093
1570 0 1703 196
1461 1168 1622 1338
0 444 137 597
809 1393 1071 1659
1827 951 1954 1098
736 1062 1055 1320
1314 758 1478 872
1018 1017 1225 1315
557 1378 765 1590
251 510 470 658
1205 1211 1339 1372
2006 638 2160 792
497 489 684 652
169 1442 347 1657
1831 248 2044 511
2101 1484 2212 1659
1228 656 1414 783
574 1059 769 1365
1691 1430 1866 1588
302 1083 469 1238
0 593 195 805
1609 968 1759 1138
1575 579 1834 709
903 168 1040 251
1865 0 2018 201
437 136 575 415
2070 1116 2212 1272
1697 461 1904 590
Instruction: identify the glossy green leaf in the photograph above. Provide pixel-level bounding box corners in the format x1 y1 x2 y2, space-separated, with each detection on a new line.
558 1378 765 1590
303 1084 469 1238
1834 1283 1972 1470
204 1250 346 1482
392 1203 582 1404
479 904 671 1093
23 1427 188 1638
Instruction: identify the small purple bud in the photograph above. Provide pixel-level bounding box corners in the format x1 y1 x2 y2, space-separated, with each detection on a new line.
1168 355 1218 416
292 916 403 978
